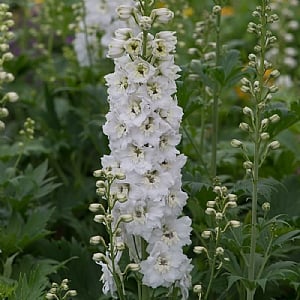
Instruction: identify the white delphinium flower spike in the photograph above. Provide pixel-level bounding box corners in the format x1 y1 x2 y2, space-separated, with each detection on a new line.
96 1 193 298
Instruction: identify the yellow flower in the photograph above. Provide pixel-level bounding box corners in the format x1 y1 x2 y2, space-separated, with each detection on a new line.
221 6 234 17
183 7 194 17
156 1 167 8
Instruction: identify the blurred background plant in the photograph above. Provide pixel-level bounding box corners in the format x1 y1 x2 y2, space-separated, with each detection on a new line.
0 0 299 299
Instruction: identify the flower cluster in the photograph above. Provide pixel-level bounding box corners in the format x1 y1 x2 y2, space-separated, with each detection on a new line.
0 4 18 131
92 1 193 298
45 279 77 300
193 184 240 298
72 0 136 66
232 2 281 169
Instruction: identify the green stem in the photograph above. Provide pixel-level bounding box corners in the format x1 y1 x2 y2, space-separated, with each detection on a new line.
211 9 221 179
204 227 221 300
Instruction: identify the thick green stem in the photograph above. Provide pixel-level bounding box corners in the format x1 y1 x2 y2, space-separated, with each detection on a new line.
204 227 221 300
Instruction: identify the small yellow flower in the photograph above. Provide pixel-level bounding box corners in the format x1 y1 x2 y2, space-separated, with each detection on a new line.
156 1 167 8
221 6 235 17
183 7 194 17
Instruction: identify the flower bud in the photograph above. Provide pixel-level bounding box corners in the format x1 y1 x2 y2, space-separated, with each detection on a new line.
127 263 140 271
270 69 280 78
212 5 221 14
269 85 279 93
227 201 237 208
207 200 216 207
0 107 9 118
193 246 206 254
116 5 134 20
243 106 253 116
93 169 104 177
68 290 77 296
269 114 280 123
45 293 55 300
239 122 250 132
205 207 216 215
150 8 174 24
115 172 126 180
116 242 126 251
139 16 152 30
193 284 202 294
262 202 270 212
231 139 243 148
90 235 102 245
89 203 101 212
260 132 270 140
268 140 280 150
120 214 133 223
229 220 241 228
227 193 237 201
216 247 224 256
216 212 223 220
94 214 106 223
201 230 211 239
96 180 106 188
92 252 106 262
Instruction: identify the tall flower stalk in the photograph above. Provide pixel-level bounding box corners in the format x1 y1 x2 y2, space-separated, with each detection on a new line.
91 1 193 299
231 1 280 299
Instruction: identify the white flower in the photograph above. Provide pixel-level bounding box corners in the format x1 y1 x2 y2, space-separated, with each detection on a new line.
150 8 174 24
140 242 191 289
125 58 156 83
148 216 192 249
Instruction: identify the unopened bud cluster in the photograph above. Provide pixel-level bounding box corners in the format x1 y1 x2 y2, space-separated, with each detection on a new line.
19 117 35 140
234 2 281 172
193 184 239 266
45 279 77 300
0 4 17 131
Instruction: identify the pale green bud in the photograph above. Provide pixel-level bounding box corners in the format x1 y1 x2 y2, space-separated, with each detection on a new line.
227 201 237 208
260 132 270 140
92 252 106 262
215 212 223 220
127 263 140 271
205 207 216 215
90 235 102 245
268 140 280 150
193 284 202 294
228 193 237 201
269 114 280 123
207 200 216 207
193 246 206 254
0 107 9 118
230 220 241 228
216 247 224 256
239 122 250 132
68 290 77 296
231 139 243 148
262 202 270 211
201 230 211 239
89 203 101 212
93 214 106 223
120 214 133 223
